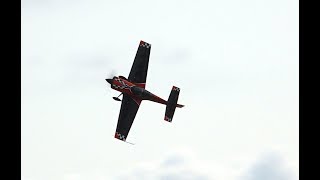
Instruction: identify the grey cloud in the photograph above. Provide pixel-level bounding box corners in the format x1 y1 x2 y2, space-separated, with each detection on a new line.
119 170 211 180
167 48 191 63
159 171 210 180
65 53 113 69
161 154 185 167
156 48 191 65
240 153 296 180
118 153 211 180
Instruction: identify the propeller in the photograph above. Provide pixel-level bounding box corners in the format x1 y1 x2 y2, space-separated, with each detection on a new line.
105 69 117 94
106 69 117 79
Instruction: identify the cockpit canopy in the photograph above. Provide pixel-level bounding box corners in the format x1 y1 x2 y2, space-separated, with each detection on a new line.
131 86 153 99
131 86 144 95
119 76 128 80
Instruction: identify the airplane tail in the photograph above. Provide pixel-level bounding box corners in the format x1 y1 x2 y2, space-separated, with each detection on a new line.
164 86 184 122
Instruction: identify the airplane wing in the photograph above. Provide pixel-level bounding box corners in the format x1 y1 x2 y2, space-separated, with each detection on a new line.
128 40 151 85
114 94 141 142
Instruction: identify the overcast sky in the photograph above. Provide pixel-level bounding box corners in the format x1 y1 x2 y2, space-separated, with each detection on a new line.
22 0 299 179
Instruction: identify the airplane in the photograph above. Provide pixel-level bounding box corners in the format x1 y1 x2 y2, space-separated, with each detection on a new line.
105 40 184 143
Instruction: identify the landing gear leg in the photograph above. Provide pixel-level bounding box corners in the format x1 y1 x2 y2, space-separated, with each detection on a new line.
113 93 122 101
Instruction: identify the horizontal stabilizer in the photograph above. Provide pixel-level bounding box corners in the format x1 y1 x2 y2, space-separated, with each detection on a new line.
164 86 182 122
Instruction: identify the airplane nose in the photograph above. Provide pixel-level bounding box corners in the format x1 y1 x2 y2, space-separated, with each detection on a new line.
106 79 113 84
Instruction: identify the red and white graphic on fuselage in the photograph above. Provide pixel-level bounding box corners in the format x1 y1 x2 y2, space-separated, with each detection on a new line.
111 76 143 105
111 76 146 92
111 76 170 107
111 77 134 94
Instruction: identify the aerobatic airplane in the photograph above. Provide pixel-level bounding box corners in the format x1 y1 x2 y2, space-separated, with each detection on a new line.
106 40 184 143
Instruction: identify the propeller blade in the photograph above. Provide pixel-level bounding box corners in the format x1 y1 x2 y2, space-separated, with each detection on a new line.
107 69 117 79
